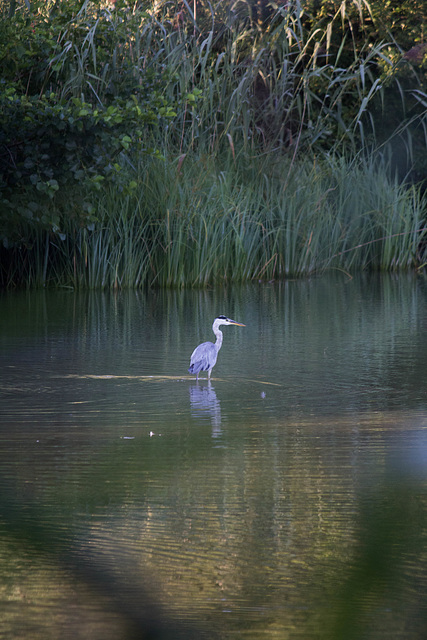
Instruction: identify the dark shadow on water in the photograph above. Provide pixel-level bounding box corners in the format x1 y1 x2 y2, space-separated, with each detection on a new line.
1 481 213 640
3 449 427 640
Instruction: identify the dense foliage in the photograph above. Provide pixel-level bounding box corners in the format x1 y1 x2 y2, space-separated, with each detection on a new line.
0 0 426 287
0 1 181 245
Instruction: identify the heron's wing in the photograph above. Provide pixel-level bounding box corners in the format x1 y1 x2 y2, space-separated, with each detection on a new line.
188 341 218 373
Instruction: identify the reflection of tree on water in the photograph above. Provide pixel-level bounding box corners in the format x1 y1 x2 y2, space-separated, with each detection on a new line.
189 382 222 437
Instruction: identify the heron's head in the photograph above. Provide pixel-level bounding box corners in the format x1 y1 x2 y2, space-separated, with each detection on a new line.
215 315 245 327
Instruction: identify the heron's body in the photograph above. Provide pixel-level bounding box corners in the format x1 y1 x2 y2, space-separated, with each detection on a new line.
188 315 245 380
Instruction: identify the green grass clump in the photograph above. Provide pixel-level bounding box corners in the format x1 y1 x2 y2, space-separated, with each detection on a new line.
3 153 424 289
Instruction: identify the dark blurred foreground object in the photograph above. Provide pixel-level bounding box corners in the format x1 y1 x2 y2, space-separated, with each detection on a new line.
1 485 213 640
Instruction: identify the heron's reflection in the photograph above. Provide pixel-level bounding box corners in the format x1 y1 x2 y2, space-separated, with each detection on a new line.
189 381 222 437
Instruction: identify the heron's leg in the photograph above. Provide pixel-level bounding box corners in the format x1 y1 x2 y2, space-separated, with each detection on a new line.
208 369 212 380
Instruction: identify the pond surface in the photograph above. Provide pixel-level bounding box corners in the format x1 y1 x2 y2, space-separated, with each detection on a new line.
1 274 427 640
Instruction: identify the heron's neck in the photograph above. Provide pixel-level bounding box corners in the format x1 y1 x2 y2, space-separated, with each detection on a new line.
213 326 223 351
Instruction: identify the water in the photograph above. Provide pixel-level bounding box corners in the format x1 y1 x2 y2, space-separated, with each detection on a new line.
1 274 427 639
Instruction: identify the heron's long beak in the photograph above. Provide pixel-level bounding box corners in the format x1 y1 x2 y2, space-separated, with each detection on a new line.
229 319 246 326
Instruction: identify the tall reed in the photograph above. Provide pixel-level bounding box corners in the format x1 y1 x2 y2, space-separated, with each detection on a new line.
40 0 426 158
2 1 426 289
4 153 424 289
135 0 426 160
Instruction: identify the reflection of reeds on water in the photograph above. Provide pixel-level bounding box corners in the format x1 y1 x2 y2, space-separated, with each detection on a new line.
2 413 427 638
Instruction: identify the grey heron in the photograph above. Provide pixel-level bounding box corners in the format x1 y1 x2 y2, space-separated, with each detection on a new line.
188 315 245 380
